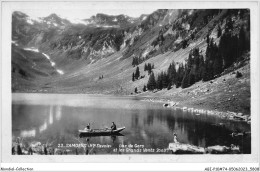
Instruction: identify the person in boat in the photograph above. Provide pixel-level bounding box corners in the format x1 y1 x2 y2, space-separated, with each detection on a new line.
111 122 117 131
173 133 179 143
84 123 91 131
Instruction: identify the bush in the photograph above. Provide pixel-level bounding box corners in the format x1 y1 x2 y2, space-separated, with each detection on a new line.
236 71 243 78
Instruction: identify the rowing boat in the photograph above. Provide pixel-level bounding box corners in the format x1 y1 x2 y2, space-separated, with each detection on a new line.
79 127 125 137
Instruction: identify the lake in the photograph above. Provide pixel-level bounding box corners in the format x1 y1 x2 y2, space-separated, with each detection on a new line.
12 93 251 154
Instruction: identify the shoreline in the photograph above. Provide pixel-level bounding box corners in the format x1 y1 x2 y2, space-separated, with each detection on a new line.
12 92 251 124
140 96 250 123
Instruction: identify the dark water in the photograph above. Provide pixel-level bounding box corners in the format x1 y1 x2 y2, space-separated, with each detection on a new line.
12 94 251 154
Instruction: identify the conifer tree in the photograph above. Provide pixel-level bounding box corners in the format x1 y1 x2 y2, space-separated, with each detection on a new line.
147 63 153 75
193 49 201 82
143 85 147 92
197 55 205 81
167 61 177 86
132 57 137 66
220 32 240 68
213 52 223 76
148 63 151 70
182 39 188 49
239 9 245 19
156 72 163 90
181 71 189 88
206 33 210 44
162 72 168 89
225 17 233 31
202 59 210 81
238 26 247 55
144 63 147 71
188 72 195 86
135 66 140 79
217 25 222 38
132 72 135 81
167 83 172 90
230 35 239 62
219 32 229 68
176 63 185 88
147 72 156 90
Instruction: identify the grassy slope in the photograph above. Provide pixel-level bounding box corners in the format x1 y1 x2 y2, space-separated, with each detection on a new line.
140 58 250 115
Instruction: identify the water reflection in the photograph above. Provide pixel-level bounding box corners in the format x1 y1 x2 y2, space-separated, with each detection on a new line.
55 106 62 121
49 106 53 125
20 128 36 138
12 95 251 154
39 121 47 133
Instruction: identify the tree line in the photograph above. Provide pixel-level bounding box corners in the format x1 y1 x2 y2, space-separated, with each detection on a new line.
146 23 249 91
132 56 143 66
132 66 140 81
144 63 154 75
132 63 155 82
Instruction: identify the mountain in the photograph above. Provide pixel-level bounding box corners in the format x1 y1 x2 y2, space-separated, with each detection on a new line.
83 13 140 28
42 13 71 26
11 9 251 114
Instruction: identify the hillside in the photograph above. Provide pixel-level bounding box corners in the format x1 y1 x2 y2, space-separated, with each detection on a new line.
11 9 251 115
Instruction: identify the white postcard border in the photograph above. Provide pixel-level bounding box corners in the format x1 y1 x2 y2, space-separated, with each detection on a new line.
1 0 259 165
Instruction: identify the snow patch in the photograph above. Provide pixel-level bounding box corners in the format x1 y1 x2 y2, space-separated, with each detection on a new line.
39 121 47 133
142 16 147 21
12 40 18 46
50 61 56 66
21 129 36 138
26 18 34 25
26 16 42 24
188 10 194 16
23 47 64 75
24 48 39 53
101 25 119 28
182 23 190 30
113 18 118 22
142 50 149 57
57 69 64 75
42 53 50 60
69 18 88 25
142 46 154 58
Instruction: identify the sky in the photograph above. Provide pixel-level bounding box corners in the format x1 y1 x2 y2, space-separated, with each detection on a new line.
18 9 157 22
